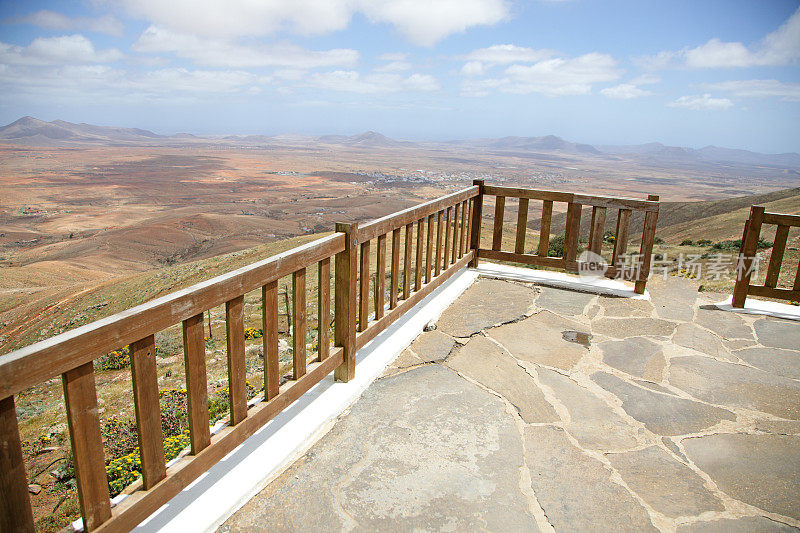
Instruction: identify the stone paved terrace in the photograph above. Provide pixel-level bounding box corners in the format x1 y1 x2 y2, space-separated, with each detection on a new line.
220 274 800 532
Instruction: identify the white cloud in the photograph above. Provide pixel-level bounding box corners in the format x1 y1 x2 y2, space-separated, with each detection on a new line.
379 52 408 61
464 44 554 64
133 26 358 68
375 61 412 72
704 79 800 101
461 60 485 76
307 70 439 93
600 83 652 99
0 35 122 65
121 0 509 46
631 73 660 85
17 10 124 36
640 6 800 69
668 94 733 110
502 53 621 96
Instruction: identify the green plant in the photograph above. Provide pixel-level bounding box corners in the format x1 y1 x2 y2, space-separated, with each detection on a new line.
602 230 615 244
548 235 565 257
680 239 693 246
697 239 712 246
654 237 665 244
244 327 263 340
96 346 131 370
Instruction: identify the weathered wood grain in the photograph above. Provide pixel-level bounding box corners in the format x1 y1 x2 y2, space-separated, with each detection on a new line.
182 313 210 455
131 335 167 488
0 396 34 532
334 223 357 382
262 281 279 400
515 198 529 254
292 268 307 379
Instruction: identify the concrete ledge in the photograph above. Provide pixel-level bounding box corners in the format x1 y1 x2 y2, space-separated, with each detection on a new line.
714 296 800 322
474 262 649 300
133 267 479 533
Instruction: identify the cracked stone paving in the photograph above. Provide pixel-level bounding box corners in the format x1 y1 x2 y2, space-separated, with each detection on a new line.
220 275 800 532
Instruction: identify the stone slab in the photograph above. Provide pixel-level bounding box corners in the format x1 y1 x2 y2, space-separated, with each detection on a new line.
598 296 654 318
672 323 734 361
734 347 800 379
599 337 666 381
535 287 595 316
408 330 456 363
753 318 800 350
592 317 677 339
436 279 535 337
677 517 799 532
695 307 753 339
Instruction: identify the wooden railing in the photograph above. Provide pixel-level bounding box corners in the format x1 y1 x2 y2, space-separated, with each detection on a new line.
471 180 660 294
0 182 660 531
732 205 800 307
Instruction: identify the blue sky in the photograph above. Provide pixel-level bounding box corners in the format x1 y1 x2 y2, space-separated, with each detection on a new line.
0 0 799 152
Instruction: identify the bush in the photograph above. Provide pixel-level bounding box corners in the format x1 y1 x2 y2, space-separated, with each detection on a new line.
96 346 131 370
602 230 615 244
654 237 665 244
105 430 191 497
548 235 565 257
244 327 263 340
697 239 712 246
711 238 772 251
680 239 693 246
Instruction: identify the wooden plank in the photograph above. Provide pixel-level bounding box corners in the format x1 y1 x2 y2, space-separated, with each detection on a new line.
451 203 461 264
130 335 167 489
491 196 505 251
515 197 529 254
763 212 800 226
358 241 370 332
374 235 386 320
460 200 468 257
634 195 660 295
0 396 34 532
334 222 357 382
747 285 800 301
415 219 424 291
62 362 111 531
469 180 484 267
765 224 789 288
483 185 573 203
318 258 331 361
573 193 659 211
538 200 553 257
262 281 279 400
182 313 210 455
425 214 434 283
588 206 607 254
435 210 443 276
477 249 569 270
390 228 400 309
93 350 344 533
0 233 345 401
465 199 474 258
292 268 307 379
563 202 582 262
403 223 413 299
443 206 453 268
611 208 631 271
356 252 474 350
357 186 479 242
224 297 247 426
794 257 800 292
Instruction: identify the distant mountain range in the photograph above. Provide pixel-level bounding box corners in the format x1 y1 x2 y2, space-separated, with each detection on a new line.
2 116 799 169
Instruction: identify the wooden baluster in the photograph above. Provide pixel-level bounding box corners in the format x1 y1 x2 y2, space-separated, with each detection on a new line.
443 206 452 269
415 219 424 291
225 297 247 425
538 200 553 257
492 196 505 251
318 258 331 360
0 396 34 532
183 313 210 454
564 202 582 263
588 206 607 255
451 203 461 264
425 214 434 283
403 223 413 299
765 224 789 288
390 228 400 309
334 222 357 382
293 268 307 379
262 280 279 400
358 241 370 332
435 210 443 276
515 198 529 254
130 335 167 488
794 255 800 292
374 235 386 320
634 195 660 295
611 209 632 276
469 181 484 267
460 200 468 257
62 362 111 531
732 206 765 307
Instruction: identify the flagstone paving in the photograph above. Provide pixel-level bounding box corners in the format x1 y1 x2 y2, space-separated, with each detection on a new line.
221 274 800 532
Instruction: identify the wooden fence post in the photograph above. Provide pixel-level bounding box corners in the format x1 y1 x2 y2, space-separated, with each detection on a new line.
634 195 660 295
469 179 484 267
0 395 34 532
334 222 357 382
732 205 765 308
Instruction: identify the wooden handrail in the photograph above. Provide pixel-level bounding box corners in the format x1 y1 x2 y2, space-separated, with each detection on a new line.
733 206 800 307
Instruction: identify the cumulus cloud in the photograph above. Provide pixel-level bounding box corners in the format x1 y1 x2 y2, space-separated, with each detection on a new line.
668 94 733 110
461 61 485 76
374 60 412 72
639 6 800 69
133 26 358 68
704 79 800 101
500 53 621 96
121 0 509 46
600 83 652 99
464 44 554 64
16 10 124 36
307 70 439 93
0 35 122 65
